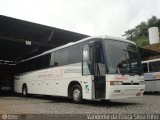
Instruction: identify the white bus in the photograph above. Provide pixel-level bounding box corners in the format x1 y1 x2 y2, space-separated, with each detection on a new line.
142 58 160 92
14 36 145 103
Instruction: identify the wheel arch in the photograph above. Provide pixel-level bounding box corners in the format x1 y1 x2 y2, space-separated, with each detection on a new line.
68 81 82 98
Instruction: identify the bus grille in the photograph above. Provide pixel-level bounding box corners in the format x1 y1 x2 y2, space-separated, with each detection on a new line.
123 83 139 85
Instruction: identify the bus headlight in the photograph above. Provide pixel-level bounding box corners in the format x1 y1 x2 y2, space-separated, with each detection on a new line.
140 81 145 85
110 81 123 85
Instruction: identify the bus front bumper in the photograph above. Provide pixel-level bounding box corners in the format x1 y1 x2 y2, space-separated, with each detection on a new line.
106 85 145 99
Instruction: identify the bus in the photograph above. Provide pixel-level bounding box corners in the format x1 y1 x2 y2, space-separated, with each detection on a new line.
14 36 145 103
142 58 160 92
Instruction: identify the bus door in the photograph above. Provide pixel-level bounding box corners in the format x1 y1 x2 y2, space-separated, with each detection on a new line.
83 41 106 99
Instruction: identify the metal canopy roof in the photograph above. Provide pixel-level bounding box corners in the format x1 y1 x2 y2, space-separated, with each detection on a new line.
0 15 160 64
138 47 160 60
0 15 89 63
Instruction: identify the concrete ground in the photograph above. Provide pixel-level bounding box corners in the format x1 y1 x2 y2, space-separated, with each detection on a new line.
0 94 160 120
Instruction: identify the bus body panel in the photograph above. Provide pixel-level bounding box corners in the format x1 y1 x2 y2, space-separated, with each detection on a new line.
14 63 94 99
144 72 160 92
14 36 145 101
105 74 145 99
142 59 160 92
106 85 145 99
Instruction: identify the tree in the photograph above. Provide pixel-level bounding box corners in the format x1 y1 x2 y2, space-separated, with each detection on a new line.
123 16 160 47
148 16 158 27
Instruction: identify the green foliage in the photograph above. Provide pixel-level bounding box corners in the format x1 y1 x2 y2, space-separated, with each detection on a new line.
123 16 160 47
134 36 149 47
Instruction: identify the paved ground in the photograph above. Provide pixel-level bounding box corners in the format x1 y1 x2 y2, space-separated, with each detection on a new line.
0 94 160 120
0 94 160 115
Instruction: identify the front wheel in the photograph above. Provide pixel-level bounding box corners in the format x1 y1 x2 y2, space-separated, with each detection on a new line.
71 85 83 104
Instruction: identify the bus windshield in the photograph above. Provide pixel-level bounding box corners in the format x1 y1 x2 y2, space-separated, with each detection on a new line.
104 39 143 75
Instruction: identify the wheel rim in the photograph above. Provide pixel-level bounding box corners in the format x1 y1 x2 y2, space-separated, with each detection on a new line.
73 89 81 101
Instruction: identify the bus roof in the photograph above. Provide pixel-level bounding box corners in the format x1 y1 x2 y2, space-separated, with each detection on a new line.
142 58 160 63
20 35 135 63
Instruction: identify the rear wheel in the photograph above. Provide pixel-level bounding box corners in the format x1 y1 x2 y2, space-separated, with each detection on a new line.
71 85 83 103
22 85 28 97
101 99 110 103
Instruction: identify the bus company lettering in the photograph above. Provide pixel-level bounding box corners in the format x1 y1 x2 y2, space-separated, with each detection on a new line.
115 75 128 80
38 69 64 79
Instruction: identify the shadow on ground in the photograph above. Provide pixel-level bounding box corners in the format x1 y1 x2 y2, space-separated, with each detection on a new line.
0 92 140 107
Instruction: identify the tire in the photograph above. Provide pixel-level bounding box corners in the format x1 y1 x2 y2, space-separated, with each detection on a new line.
22 85 28 97
71 85 83 104
101 99 110 103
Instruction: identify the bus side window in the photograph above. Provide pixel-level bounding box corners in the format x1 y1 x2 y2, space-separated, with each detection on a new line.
26 59 35 72
149 62 152 72
142 63 148 73
68 44 82 64
157 61 160 72
35 56 43 70
54 48 69 66
149 61 160 72
43 54 51 68
50 52 55 66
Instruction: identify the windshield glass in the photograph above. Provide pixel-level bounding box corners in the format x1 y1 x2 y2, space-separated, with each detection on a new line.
104 39 143 75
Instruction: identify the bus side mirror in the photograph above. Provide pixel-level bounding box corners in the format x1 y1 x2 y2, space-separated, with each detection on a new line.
82 42 96 75
83 44 91 64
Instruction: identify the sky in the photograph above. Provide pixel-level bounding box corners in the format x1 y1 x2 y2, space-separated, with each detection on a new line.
0 0 160 37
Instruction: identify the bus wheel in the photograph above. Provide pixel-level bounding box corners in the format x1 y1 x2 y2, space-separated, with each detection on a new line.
71 85 83 104
22 86 28 97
